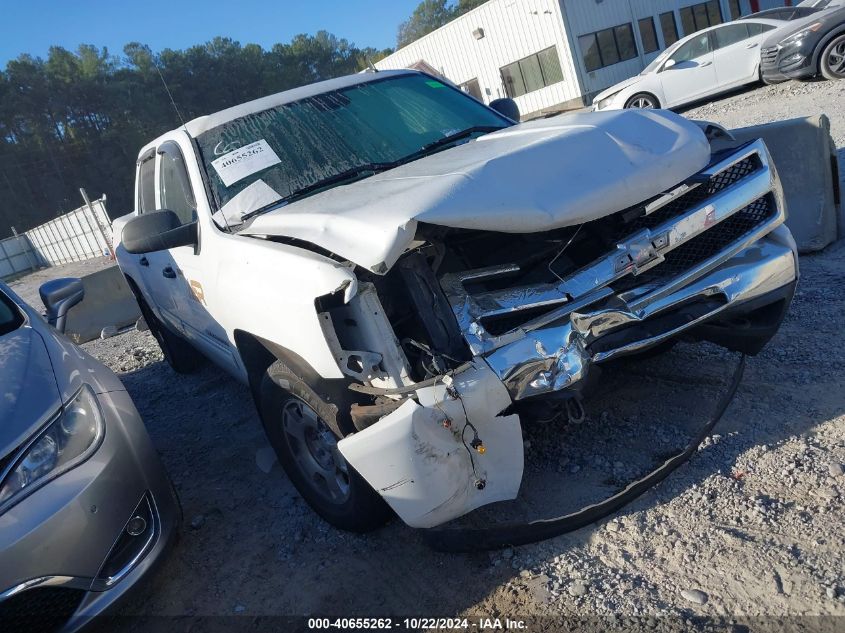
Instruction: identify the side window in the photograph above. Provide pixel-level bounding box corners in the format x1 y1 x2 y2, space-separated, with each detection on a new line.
713 24 751 49
137 155 156 213
670 33 712 63
158 142 197 226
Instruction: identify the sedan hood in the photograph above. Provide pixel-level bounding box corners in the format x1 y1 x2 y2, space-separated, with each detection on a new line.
0 326 61 456
593 76 644 104
242 109 710 273
763 6 844 46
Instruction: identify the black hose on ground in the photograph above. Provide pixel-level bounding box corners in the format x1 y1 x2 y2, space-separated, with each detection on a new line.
421 354 747 552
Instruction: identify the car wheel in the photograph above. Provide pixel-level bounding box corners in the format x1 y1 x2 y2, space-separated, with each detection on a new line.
135 293 205 374
259 361 391 532
625 93 660 109
820 34 845 81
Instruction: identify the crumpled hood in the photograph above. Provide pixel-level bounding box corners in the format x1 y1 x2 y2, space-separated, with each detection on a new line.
0 326 61 456
242 108 710 273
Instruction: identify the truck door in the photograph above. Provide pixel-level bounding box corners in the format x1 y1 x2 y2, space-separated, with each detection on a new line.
156 140 238 371
133 150 183 333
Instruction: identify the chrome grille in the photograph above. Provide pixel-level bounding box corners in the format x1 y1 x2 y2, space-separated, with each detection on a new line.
613 153 761 241
762 47 779 65
440 140 783 353
635 196 776 283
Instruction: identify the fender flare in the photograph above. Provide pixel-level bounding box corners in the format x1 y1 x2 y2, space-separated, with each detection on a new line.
233 330 362 436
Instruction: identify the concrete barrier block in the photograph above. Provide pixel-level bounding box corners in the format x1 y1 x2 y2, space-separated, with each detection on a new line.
727 115 840 253
65 265 141 344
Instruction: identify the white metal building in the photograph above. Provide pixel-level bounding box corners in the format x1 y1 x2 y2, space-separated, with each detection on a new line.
376 0 794 117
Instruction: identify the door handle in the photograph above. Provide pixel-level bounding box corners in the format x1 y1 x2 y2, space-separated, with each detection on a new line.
162 266 177 279
700 61 713 67
139 256 149 267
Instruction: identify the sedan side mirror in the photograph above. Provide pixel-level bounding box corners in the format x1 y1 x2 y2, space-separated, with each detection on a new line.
122 210 197 254
489 98 520 121
662 59 677 71
40 278 84 333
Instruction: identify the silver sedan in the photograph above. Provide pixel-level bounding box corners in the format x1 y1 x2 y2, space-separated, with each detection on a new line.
0 278 179 632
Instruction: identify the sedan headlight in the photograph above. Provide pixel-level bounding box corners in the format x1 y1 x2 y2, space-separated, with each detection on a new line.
0 384 104 510
780 22 823 47
596 90 622 111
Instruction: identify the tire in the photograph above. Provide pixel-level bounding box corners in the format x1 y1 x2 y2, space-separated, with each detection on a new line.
259 361 391 532
820 34 845 81
135 292 205 374
625 93 660 109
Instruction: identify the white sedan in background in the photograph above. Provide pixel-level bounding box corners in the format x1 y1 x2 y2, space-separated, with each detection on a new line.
593 18 784 110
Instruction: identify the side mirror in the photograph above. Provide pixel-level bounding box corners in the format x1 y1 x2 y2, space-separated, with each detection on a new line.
40 278 84 334
662 59 677 71
122 210 197 254
489 98 520 121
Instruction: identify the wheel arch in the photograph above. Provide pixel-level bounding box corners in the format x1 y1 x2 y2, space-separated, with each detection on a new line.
811 25 845 72
625 91 661 109
233 330 360 436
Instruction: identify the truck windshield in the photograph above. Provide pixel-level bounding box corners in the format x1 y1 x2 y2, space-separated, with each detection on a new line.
195 74 509 222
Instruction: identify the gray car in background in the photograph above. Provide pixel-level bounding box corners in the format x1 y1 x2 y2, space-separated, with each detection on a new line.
761 2 845 82
0 279 179 632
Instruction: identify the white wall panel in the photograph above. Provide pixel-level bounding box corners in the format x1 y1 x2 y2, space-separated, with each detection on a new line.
376 0 583 116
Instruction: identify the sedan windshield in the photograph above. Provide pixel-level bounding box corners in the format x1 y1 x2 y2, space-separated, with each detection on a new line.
195 74 509 224
0 291 24 337
641 46 677 74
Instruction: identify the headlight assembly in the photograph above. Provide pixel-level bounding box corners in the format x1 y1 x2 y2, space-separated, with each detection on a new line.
781 22 823 47
596 91 622 110
0 384 104 511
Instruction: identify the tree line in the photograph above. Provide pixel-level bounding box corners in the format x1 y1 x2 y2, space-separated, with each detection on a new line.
0 34 390 236
398 0 488 47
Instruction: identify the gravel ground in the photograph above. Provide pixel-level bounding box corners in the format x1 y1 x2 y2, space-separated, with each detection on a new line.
9 78 845 630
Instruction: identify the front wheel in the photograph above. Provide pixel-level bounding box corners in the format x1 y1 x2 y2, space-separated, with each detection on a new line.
820 34 845 81
259 361 391 532
625 93 659 109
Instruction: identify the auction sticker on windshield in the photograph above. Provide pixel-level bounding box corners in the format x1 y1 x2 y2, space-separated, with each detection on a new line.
211 139 281 187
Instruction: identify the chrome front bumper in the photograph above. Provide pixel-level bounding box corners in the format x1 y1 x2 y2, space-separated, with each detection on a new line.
484 229 797 400
440 139 798 401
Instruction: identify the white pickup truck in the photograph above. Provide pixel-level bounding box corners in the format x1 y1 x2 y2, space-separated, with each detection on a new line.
115 69 798 532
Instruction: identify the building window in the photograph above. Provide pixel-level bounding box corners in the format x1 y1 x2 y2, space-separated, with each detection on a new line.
460 78 483 101
728 0 744 20
680 1 722 36
578 23 638 73
537 47 564 85
660 11 680 47
500 46 564 98
638 17 659 54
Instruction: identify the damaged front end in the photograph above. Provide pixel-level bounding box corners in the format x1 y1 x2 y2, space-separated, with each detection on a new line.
320 139 797 529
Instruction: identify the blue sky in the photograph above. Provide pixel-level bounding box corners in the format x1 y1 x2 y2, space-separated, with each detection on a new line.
0 0 420 65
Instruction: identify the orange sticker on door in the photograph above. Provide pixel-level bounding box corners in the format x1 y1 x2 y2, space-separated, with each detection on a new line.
189 280 206 305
